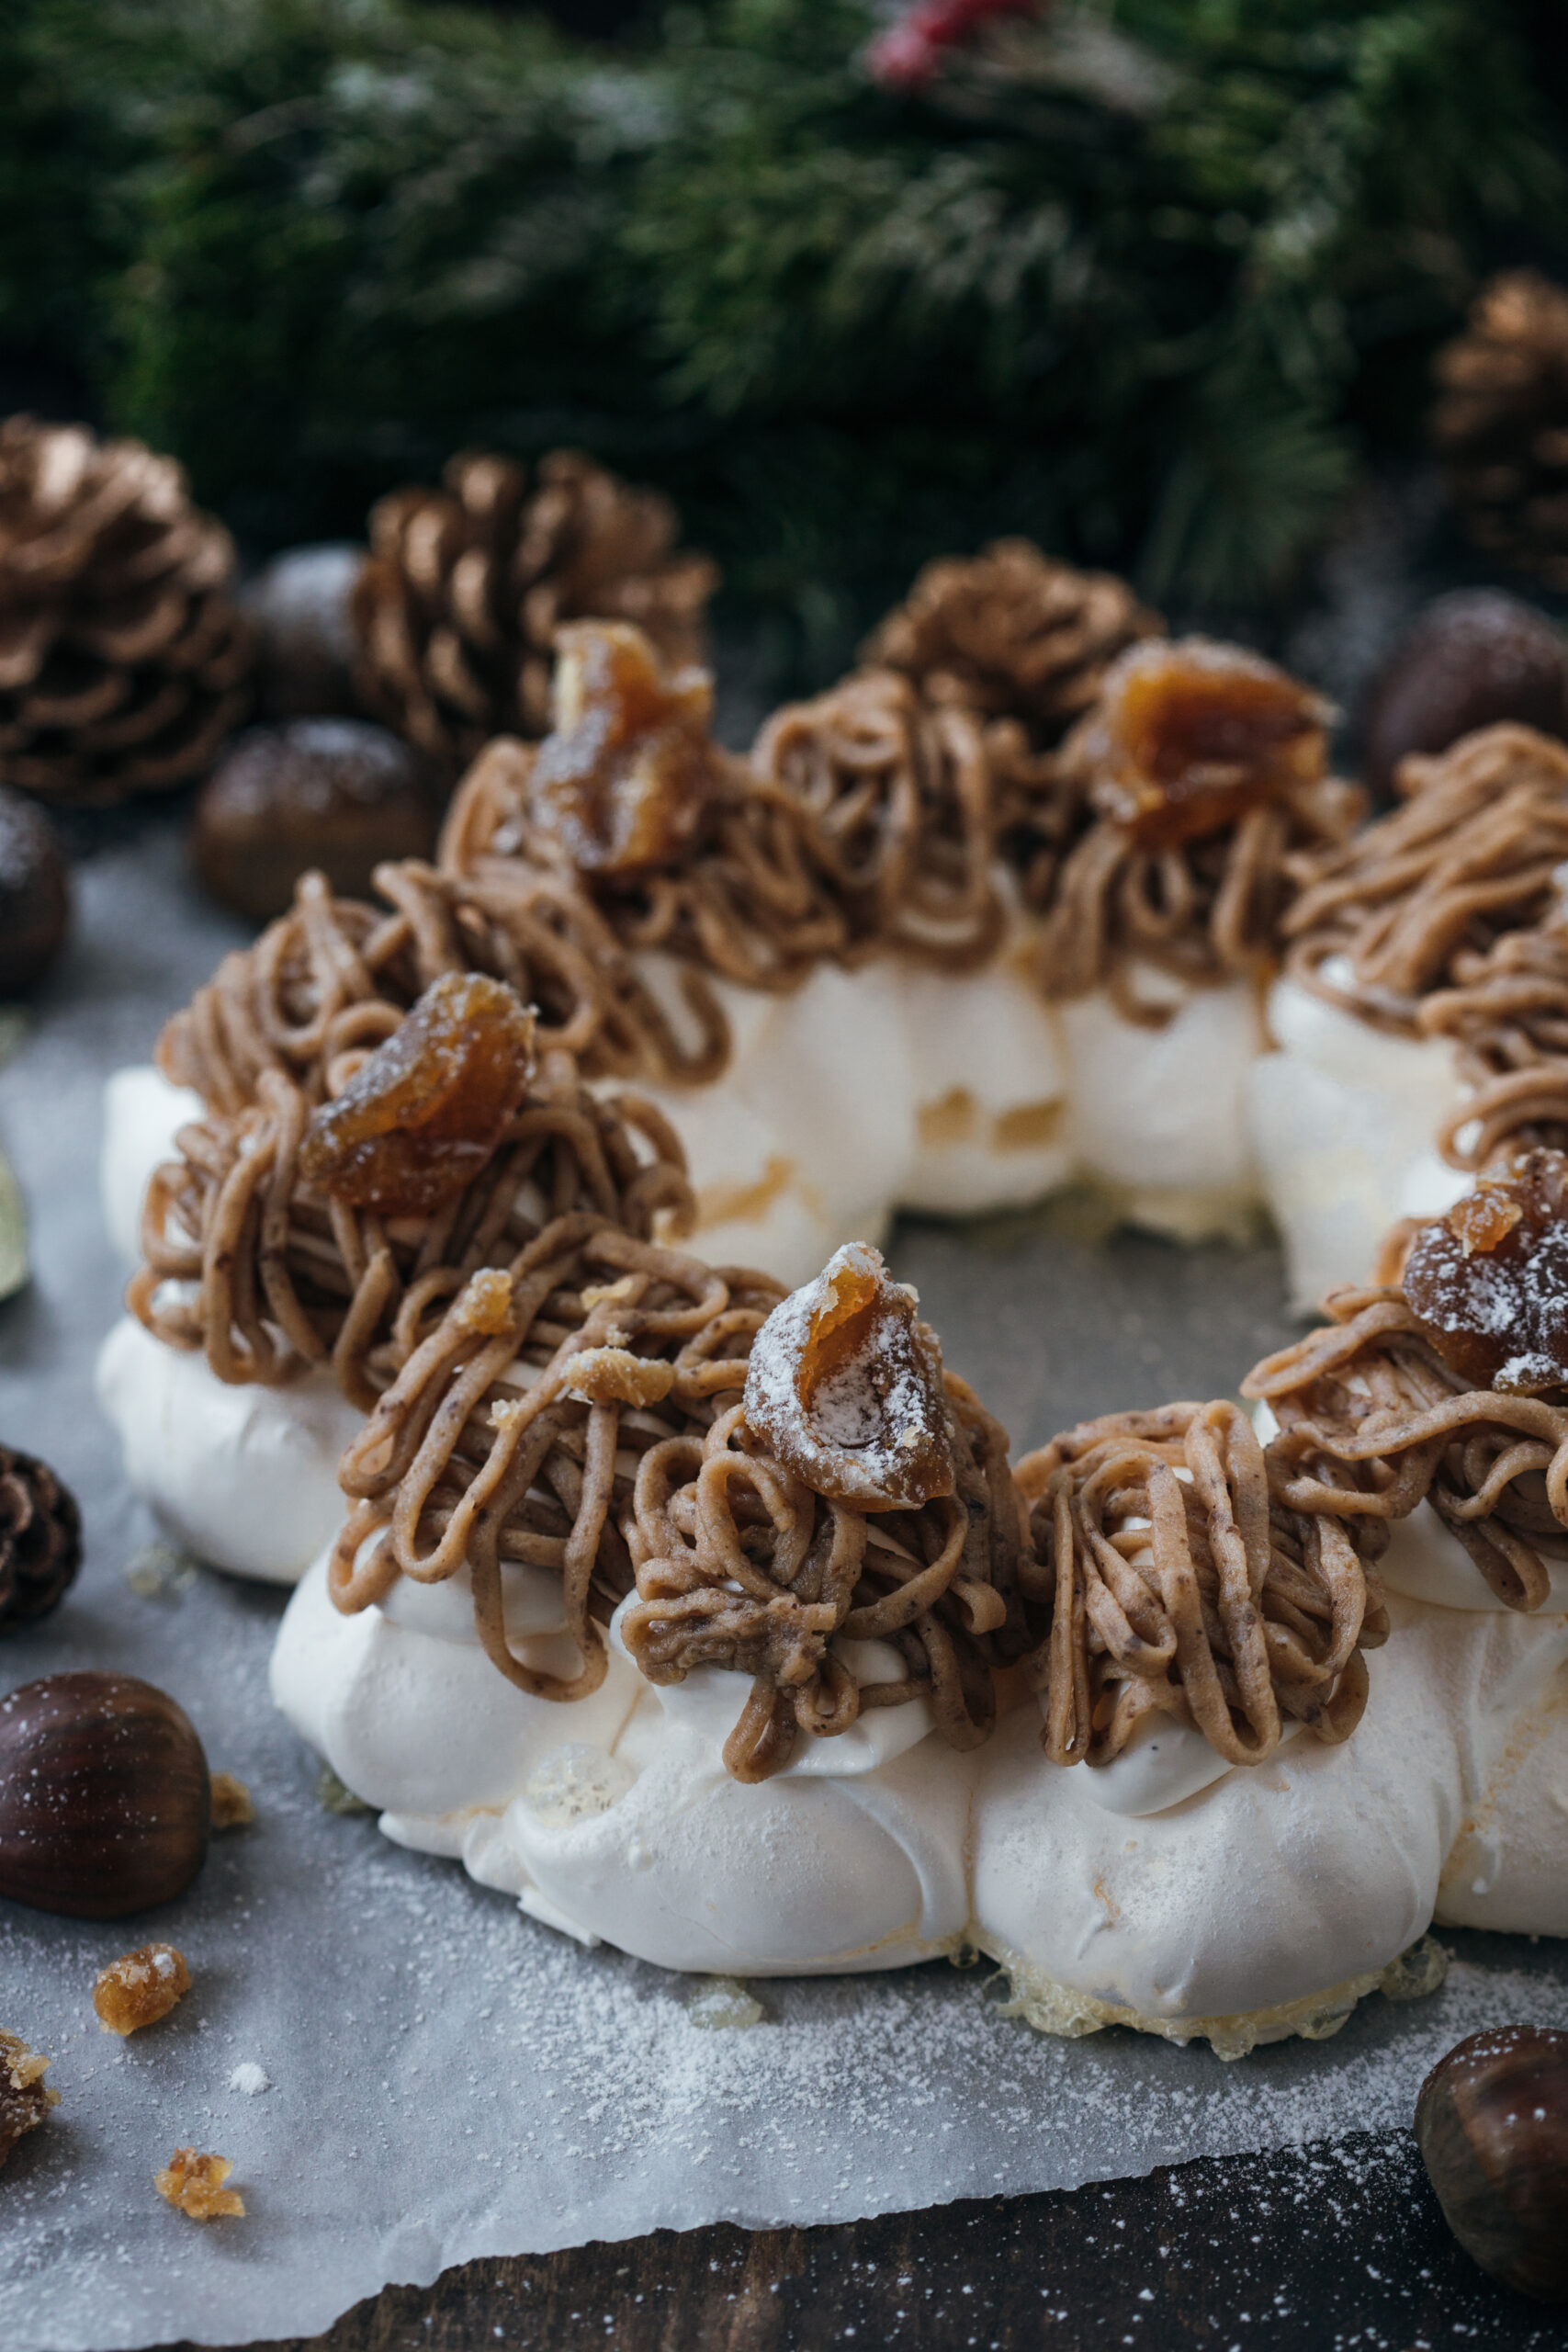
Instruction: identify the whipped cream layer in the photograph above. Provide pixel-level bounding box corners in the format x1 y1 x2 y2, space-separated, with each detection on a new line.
974 1584 1568 2040
1378 1499 1568 1614
1249 968 1467 1313
897 935 1072 1216
1056 967 1263 1242
622 956 916 1280
100 1064 203 1266
97 1316 363 1584
272 1559 969 1973
270 1513 1568 2030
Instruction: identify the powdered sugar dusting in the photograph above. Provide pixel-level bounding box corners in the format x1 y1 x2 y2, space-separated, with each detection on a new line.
4 838 1567 2349
743 1242 953 1506
6 1615 1568 2352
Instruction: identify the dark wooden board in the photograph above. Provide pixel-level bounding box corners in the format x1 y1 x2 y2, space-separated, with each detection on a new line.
161 2129 1557 2352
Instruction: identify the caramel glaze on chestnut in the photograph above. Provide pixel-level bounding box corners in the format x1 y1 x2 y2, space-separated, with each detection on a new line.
1415 2024 1568 2303
0 1672 210 1917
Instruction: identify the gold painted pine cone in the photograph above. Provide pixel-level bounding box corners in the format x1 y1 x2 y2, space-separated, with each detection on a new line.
1433 269 1568 591
862 537 1162 744
0 417 253 804
351 447 718 778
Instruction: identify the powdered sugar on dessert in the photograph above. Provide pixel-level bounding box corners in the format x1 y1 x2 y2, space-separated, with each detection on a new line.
742 1242 953 1508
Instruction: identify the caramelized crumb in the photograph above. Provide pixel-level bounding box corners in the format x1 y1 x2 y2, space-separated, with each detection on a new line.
580 1275 640 1310
0 2029 58 2170
94 1944 191 2037
299 972 536 1216
209 1771 254 1829
455 1265 516 1337
1405 1151 1568 1393
1087 639 1329 851
154 2148 244 2221
560 1346 676 1408
743 1242 954 1509
528 621 716 876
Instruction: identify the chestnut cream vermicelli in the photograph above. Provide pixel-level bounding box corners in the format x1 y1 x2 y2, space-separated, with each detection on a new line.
1244 1289 1568 1615
1282 724 1568 1033
1015 1400 1383 1770
1420 910 1568 1172
132 978 694 1410
328 1239 1024 1781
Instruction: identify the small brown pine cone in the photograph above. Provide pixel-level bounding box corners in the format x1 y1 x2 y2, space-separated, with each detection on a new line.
1433 270 1568 590
862 538 1163 745
351 448 718 779
0 418 254 805
0 1445 82 1630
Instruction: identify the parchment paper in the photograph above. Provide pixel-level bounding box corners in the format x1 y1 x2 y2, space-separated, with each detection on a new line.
3 821 1567 2352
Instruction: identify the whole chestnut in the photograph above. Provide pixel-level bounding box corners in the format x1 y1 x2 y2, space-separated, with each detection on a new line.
0 1672 210 1917
191 718 438 924
1415 2024 1568 2302
241 542 367 719
1359 591 1568 798
0 786 69 995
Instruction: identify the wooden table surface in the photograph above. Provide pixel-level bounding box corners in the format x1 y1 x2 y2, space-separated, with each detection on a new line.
163 2127 1558 2352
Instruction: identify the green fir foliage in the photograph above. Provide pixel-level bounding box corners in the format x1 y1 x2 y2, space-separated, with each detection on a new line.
3 0 1564 677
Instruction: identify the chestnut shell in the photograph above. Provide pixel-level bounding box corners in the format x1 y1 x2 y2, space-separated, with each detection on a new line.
191 718 436 923
1359 591 1568 799
0 1671 211 1917
1415 2024 1568 2302
0 787 69 996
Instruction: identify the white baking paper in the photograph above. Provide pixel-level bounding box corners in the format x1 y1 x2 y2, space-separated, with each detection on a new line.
3 823 1567 2352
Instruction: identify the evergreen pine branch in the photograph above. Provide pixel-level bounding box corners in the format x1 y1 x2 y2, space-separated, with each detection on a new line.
3 0 1566 669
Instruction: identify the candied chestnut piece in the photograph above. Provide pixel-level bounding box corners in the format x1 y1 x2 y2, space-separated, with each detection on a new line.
94 1941 191 2036
1404 1152 1568 1394
155 2147 245 2221
299 971 536 1217
1083 639 1331 852
209 1771 253 1828
0 786 69 996
0 2029 57 2169
1416 2025 1568 2301
743 1241 954 1509
191 718 436 923
527 620 716 876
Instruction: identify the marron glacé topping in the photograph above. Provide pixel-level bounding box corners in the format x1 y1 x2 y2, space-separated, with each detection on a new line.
1404 1152 1568 1395
527 620 716 876
298 970 536 1217
1089 641 1329 852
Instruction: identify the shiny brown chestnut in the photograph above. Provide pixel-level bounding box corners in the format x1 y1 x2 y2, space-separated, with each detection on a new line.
1359 591 1568 799
0 787 69 996
240 542 366 719
1415 2024 1568 2302
0 1672 210 1917
191 718 437 924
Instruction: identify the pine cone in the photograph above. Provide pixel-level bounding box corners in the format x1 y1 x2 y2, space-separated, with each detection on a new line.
862 538 1162 745
1432 271 1568 590
0 1446 82 1630
0 418 253 804
352 449 718 778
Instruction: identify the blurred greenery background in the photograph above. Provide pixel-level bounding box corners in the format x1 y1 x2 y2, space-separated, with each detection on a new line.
5 0 1567 684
